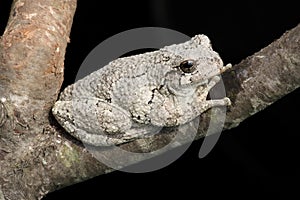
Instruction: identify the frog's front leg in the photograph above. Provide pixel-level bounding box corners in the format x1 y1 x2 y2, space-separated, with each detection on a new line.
193 75 231 114
149 75 230 127
52 98 133 146
196 75 221 100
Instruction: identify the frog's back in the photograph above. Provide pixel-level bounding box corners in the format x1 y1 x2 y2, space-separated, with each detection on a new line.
69 50 168 101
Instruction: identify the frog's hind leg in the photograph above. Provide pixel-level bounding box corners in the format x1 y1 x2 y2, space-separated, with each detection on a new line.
52 98 133 146
122 124 162 141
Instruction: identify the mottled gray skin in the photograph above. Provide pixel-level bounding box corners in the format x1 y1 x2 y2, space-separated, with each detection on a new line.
52 35 231 146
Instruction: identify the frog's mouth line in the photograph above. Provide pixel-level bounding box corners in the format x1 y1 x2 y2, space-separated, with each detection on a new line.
166 64 231 96
189 64 231 85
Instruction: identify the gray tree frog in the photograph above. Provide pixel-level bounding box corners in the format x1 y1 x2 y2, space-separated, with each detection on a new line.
52 34 231 146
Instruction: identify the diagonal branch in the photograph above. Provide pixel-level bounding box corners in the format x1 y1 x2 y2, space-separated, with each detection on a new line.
224 24 300 129
0 0 299 199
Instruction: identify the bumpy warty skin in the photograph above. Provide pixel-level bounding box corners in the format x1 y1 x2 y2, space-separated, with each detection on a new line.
52 35 231 146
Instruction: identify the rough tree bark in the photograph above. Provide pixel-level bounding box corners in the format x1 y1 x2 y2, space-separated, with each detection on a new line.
0 1 299 200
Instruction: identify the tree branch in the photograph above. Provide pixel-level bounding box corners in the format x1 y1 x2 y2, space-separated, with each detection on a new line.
224 24 300 129
0 0 77 199
0 0 299 199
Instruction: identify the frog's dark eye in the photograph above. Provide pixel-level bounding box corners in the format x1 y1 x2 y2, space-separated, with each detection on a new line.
179 60 196 73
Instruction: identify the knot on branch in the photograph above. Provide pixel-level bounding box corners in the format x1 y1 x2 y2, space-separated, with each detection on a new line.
0 98 8 127
0 97 15 131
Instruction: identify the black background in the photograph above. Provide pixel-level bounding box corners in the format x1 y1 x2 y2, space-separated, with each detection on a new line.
1 1 299 199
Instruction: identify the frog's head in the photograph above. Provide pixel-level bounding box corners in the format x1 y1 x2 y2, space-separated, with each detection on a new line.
163 34 228 95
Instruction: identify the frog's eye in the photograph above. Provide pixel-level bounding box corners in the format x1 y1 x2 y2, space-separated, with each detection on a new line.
179 60 196 73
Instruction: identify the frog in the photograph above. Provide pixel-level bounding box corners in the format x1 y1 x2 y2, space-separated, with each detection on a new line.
52 34 231 146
